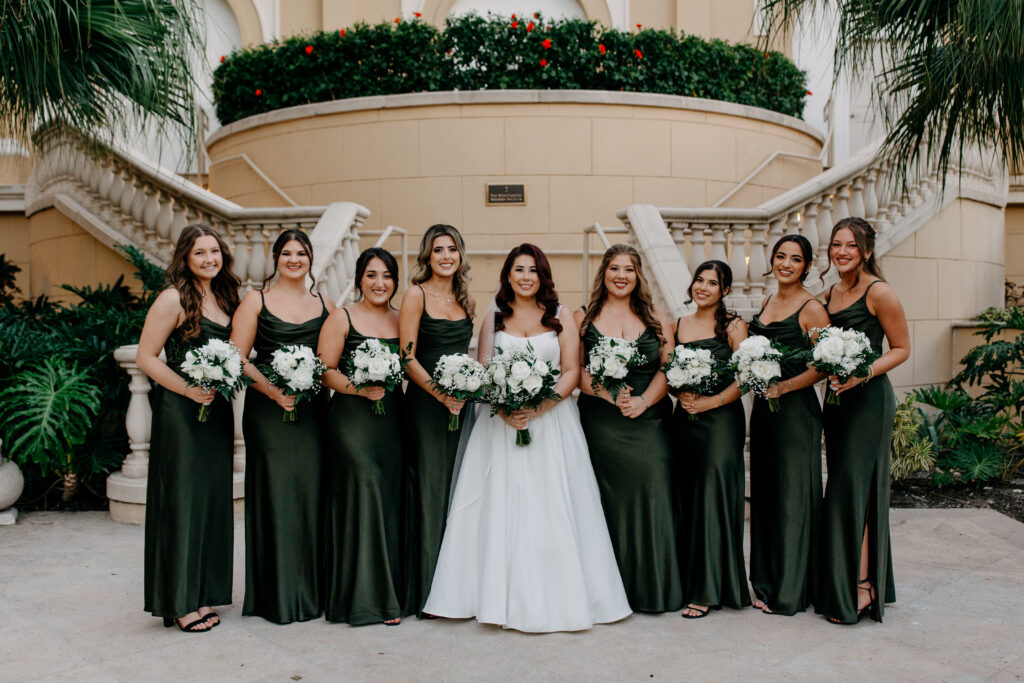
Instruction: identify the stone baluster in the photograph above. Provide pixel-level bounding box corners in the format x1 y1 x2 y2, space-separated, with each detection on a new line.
119 174 138 239
106 166 127 231
670 222 687 262
862 169 879 219
872 162 891 233
747 222 770 302
113 346 152 479
139 186 160 254
231 226 251 285
786 210 801 240
154 192 174 252
801 202 820 280
248 227 268 289
727 224 749 308
833 184 851 222
708 224 729 264
688 224 708 275
849 176 866 218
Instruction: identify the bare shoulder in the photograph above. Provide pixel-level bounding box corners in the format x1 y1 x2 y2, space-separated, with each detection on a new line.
558 306 579 333
400 285 424 312
799 295 830 328
324 305 350 333
321 293 337 313
653 306 673 330
572 307 586 325
726 315 748 335
152 287 183 312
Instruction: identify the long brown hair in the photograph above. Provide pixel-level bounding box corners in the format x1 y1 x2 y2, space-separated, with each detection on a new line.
580 244 663 342
410 224 474 318
494 243 562 334
821 217 885 288
165 223 240 342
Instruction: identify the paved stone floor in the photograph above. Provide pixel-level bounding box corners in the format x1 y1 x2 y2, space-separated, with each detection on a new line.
2 509 1023 682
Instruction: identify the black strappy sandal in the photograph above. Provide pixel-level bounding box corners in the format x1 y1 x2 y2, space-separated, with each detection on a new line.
163 616 213 633
826 578 875 625
681 604 711 619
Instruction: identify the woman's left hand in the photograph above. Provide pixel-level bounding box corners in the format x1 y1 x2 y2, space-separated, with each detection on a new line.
682 395 717 415
619 395 648 419
829 374 867 395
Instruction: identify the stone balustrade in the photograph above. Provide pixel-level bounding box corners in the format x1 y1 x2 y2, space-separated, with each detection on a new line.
617 138 1007 318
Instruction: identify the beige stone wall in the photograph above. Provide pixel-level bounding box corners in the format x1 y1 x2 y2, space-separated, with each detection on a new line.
0 213 31 295
882 199 1006 396
206 92 821 320
1006 205 1024 289
26 209 138 302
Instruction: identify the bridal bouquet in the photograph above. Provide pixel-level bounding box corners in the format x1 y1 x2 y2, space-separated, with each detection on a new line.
261 344 327 422
586 335 645 401
730 335 786 413
431 353 488 431
344 338 405 415
662 345 722 421
179 338 249 422
808 326 879 405
484 344 561 446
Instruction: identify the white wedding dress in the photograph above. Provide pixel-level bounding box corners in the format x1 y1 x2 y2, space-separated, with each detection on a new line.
423 329 631 632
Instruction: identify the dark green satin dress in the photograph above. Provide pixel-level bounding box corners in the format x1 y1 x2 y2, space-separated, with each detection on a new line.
578 325 682 613
817 280 897 623
144 317 234 619
748 298 823 615
671 332 751 610
402 290 473 616
242 293 328 623
323 311 404 624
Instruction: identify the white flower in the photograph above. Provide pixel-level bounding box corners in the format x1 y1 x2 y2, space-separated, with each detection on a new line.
814 335 846 364
522 374 543 394
465 373 482 392
491 364 507 387
665 366 687 387
603 355 627 378
532 360 549 376
206 365 224 381
750 359 779 382
510 360 532 382
288 365 315 391
366 356 391 381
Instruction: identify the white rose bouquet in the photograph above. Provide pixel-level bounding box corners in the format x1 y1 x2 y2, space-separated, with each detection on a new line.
179 338 250 422
586 335 646 401
430 353 488 431
661 345 723 421
344 338 406 415
484 344 562 446
261 344 328 422
808 326 880 405
729 334 787 413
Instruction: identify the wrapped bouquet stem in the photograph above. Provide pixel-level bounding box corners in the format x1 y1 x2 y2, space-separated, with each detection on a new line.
179 339 250 422
430 353 488 431
484 344 561 446
261 344 327 422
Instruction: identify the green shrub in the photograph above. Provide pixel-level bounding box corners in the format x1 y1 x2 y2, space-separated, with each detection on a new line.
889 393 935 481
212 13 807 125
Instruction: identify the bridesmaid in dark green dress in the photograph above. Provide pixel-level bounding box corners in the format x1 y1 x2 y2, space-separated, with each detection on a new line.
398 225 475 617
671 261 751 619
748 235 830 616
817 218 909 624
232 229 334 624
138 224 241 632
574 244 681 613
318 248 404 625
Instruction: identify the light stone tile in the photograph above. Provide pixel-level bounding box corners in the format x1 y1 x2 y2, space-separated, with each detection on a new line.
915 202 962 259
341 120 420 180
977 261 1006 310
633 176 706 207
592 118 671 177
876 256 937 320
935 259 978 319
377 176 462 234
671 122 736 182
504 118 591 175
912 320 954 385
462 176 550 235
419 118 504 177
548 175 633 234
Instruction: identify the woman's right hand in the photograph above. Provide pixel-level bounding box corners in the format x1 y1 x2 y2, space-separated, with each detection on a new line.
360 386 386 402
436 392 465 415
269 386 296 412
500 410 529 431
184 385 216 405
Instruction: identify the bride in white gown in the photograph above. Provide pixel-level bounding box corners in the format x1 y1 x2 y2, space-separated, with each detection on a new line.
423 244 631 633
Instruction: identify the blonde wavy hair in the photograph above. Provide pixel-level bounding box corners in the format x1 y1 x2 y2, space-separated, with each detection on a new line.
410 224 474 318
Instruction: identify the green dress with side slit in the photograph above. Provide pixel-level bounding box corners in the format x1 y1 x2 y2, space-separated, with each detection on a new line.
816 281 897 623
323 310 404 624
748 298 824 615
672 331 751 611
402 288 473 616
577 324 682 613
242 293 328 624
144 317 235 619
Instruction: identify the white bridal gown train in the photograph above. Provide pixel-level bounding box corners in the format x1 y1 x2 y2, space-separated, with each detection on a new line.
423 330 631 632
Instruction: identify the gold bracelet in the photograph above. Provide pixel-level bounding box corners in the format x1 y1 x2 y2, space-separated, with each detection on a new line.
867 365 874 382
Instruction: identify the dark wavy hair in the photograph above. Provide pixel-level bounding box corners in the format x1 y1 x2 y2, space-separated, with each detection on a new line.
410 223 474 318
261 229 316 294
494 243 562 334
354 247 400 305
165 223 240 343
821 217 884 288
580 244 664 343
764 234 814 281
685 260 738 343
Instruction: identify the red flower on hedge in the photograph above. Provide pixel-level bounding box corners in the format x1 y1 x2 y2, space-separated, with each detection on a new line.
219 55 225 63
636 23 642 29
394 17 400 23
414 11 422 17
527 21 534 32
511 13 517 19
635 48 643 59
255 88 262 96
533 12 539 18
339 29 346 37
511 20 518 28
540 58 547 67
806 90 813 96
542 38 552 49
305 45 313 55
599 43 606 55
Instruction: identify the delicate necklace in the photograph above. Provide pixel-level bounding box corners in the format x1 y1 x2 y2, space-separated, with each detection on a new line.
424 285 453 304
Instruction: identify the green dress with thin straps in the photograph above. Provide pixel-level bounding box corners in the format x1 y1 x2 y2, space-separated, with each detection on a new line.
816 280 897 623
577 325 682 613
671 332 751 610
242 293 328 624
748 298 824 615
144 318 234 619
323 310 404 624
402 287 473 616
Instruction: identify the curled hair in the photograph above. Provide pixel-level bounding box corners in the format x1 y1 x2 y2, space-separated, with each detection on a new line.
580 244 664 343
261 229 316 294
410 224 474 318
353 247 400 305
165 223 241 343
821 217 884 288
494 243 562 334
685 260 738 343
764 234 814 281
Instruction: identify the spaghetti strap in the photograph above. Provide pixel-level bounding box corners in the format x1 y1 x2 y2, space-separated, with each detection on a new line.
863 279 882 296
342 307 353 325
794 298 819 317
825 284 836 303
675 317 683 344
417 284 427 305
317 292 327 312
756 295 772 315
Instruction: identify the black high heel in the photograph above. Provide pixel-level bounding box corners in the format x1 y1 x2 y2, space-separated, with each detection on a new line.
825 578 875 625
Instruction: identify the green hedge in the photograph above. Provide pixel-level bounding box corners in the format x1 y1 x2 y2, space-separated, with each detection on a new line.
212 13 807 125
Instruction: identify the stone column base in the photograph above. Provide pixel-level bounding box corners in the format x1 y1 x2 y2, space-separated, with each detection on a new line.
0 507 19 525
107 471 245 524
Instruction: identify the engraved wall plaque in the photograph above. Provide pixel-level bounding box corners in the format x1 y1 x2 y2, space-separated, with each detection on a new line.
485 184 526 206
